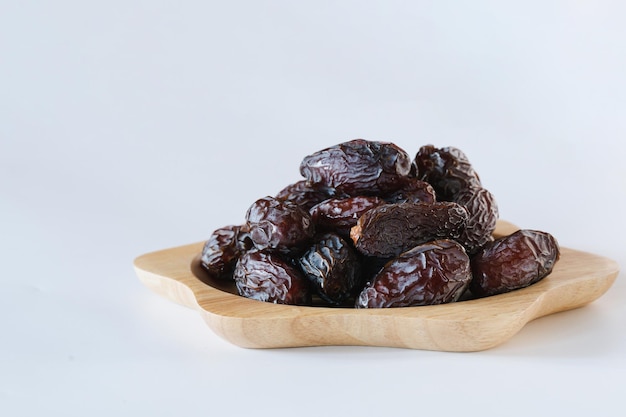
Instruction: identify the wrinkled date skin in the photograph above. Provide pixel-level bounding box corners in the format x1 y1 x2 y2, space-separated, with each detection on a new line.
350 202 468 258
470 229 560 297
454 187 499 254
298 233 361 305
383 177 437 204
300 139 412 196
413 145 482 201
200 225 247 280
199 139 560 309
309 196 385 238
355 239 472 308
234 250 312 305
245 196 315 252
275 180 336 211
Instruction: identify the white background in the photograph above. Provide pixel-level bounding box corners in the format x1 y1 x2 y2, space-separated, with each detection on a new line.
2 1 625 416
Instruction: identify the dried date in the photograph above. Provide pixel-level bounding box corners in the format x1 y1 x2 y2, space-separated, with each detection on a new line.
350 202 468 257
413 145 481 201
200 225 247 280
454 187 499 254
470 229 560 297
298 233 361 305
309 196 385 238
276 180 336 211
383 177 437 204
355 239 472 308
300 139 412 196
233 250 312 305
198 139 561 309
245 196 315 252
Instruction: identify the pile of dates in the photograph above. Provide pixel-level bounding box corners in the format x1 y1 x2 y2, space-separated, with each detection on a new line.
200 139 560 308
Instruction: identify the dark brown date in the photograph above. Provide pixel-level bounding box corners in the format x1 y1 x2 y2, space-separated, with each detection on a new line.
470 229 560 297
198 140 561 309
245 196 315 252
383 178 437 204
275 180 336 211
200 225 247 280
355 239 472 308
309 196 385 238
298 233 361 305
350 202 468 258
300 139 412 196
413 145 481 201
233 250 312 305
454 187 499 254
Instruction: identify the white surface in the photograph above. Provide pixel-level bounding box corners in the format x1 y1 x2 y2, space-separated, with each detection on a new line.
2 1 625 416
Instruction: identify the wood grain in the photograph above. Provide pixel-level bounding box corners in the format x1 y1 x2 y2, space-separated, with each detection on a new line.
133 220 619 351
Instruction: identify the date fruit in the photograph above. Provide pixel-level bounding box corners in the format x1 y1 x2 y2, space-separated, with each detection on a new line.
300 139 412 196
200 139 561 309
470 229 560 297
233 250 312 305
383 177 437 204
298 233 361 305
245 196 315 252
276 180 336 211
454 187 499 254
355 239 472 308
350 202 468 257
200 225 248 280
309 196 385 238
413 145 481 201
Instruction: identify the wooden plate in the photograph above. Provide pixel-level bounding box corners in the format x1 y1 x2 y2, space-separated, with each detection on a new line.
133 221 619 352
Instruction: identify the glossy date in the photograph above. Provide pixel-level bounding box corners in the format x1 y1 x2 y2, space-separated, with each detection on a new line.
309 196 385 238
233 250 312 305
200 225 249 280
245 196 315 252
300 139 412 196
275 180 336 211
199 139 560 308
454 187 499 254
470 229 560 297
298 233 361 305
413 145 481 201
350 202 468 257
355 239 472 308
383 177 437 204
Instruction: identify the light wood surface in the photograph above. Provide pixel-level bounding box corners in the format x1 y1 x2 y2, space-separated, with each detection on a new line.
133 220 619 351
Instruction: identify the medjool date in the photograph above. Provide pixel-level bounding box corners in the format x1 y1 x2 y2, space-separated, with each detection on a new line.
200 225 247 280
413 145 481 201
355 239 472 308
470 229 560 297
454 187 499 254
300 139 412 196
350 202 468 258
383 178 437 204
233 250 312 305
309 196 385 238
245 196 315 252
275 180 336 211
298 233 361 305
198 139 561 309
